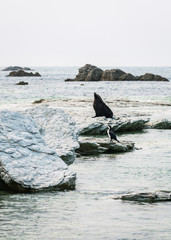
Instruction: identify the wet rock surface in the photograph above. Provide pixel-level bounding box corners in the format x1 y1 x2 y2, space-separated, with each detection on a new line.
76 137 134 155
111 190 171 202
0 110 76 192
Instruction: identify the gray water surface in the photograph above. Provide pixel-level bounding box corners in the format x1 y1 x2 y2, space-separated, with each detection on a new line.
0 130 171 240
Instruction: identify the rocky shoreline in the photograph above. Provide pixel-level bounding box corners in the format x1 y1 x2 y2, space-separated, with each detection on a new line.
0 95 170 193
65 64 169 82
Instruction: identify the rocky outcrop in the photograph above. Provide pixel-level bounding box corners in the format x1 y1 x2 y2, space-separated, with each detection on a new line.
65 64 169 82
138 73 168 81
7 70 41 77
2 66 32 71
26 106 79 165
0 110 77 192
65 64 103 81
76 137 134 155
150 120 171 129
101 69 126 81
111 190 171 202
16 81 28 85
79 117 149 135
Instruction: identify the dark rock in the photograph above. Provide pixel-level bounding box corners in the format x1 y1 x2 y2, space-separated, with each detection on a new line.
138 73 168 81
7 70 41 77
33 99 46 104
111 190 171 202
16 81 28 85
93 92 113 118
65 64 103 81
119 73 136 81
2 66 32 71
151 120 171 129
79 118 149 136
101 69 126 81
76 138 134 155
64 64 169 81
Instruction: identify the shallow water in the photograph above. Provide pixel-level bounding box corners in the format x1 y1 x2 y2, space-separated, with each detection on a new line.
0 130 171 240
0 67 171 239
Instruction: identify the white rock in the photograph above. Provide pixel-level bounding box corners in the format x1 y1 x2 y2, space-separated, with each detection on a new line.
0 110 76 192
26 105 79 165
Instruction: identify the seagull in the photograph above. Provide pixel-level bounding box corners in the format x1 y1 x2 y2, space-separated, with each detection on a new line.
107 125 120 143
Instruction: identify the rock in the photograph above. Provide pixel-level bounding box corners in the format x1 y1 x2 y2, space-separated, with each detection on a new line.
26 106 79 165
150 119 171 129
7 70 41 77
16 81 28 85
101 69 126 81
76 137 134 155
2 66 32 71
119 73 137 81
33 99 46 104
138 73 168 81
93 92 113 118
64 64 169 81
0 110 76 192
65 64 103 81
79 117 149 135
111 190 171 202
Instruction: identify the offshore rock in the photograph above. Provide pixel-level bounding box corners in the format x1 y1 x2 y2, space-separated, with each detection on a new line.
26 106 79 165
150 119 171 129
64 64 169 81
2 66 32 71
101 69 126 81
93 92 113 118
138 73 168 81
76 137 134 155
16 81 28 85
65 64 103 81
7 70 41 77
111 190 171 202
0 110 76 192
79 117 149 135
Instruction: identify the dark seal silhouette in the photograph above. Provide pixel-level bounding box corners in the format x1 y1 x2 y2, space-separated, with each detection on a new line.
93 92 113 118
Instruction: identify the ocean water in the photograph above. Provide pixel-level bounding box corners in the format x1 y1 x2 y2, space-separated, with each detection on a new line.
0 67 171 239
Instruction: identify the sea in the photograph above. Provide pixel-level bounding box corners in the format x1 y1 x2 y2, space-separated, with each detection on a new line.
0 66 171 240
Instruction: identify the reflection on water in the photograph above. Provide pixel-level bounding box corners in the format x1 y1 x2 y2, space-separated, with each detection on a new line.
0 130 171 239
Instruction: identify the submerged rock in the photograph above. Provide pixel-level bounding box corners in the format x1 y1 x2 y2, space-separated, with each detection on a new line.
26 106 79 165
111 190 171 202
76 137 134 155
0 110 76 192
2 66 32 71
7 70 41 77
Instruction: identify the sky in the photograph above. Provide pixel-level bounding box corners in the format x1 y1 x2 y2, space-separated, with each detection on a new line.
0 0 171 67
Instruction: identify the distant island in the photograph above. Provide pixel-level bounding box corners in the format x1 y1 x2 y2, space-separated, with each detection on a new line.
2 66 32 71
65 64 169 82
7 70 41 77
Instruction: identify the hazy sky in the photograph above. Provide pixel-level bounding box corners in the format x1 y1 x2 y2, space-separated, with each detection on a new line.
0 0 171 66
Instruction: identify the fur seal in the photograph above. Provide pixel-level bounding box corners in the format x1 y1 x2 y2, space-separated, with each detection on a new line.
93 92 113 118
